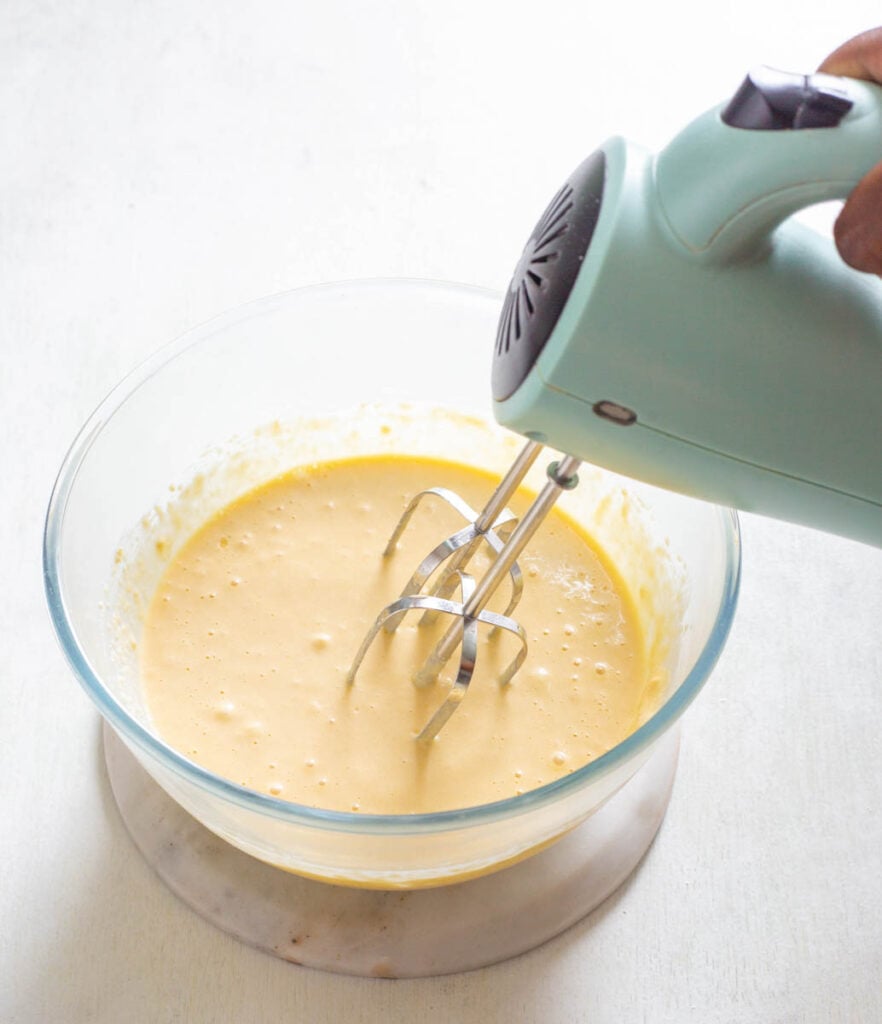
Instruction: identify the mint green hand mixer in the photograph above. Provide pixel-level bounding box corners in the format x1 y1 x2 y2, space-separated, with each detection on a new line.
493 65 882 548
350 66 882 738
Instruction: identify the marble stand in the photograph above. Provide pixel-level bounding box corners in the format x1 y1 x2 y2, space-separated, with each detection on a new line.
103 723 679 978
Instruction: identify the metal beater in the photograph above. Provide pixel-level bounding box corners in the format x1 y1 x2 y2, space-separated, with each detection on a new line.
346 440 580 741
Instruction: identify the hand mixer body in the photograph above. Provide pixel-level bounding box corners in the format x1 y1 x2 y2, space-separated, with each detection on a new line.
493 70 882 547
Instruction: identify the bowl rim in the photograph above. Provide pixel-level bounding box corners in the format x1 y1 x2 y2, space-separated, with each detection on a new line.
43 278 741 836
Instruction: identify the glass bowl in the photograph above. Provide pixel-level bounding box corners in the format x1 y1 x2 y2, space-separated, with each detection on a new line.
44 279 740 889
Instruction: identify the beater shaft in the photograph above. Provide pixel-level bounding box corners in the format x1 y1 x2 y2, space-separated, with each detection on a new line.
468 440 545 534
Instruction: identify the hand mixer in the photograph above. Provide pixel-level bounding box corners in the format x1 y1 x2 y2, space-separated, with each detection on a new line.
350 66 882 739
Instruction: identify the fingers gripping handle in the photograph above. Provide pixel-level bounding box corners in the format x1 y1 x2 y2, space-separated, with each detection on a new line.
653 70 882 264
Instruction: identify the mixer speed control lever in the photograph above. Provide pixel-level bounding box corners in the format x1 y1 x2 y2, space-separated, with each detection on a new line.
721 66 854 130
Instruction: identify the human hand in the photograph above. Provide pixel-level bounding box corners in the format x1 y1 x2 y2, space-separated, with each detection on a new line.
818 28 882 275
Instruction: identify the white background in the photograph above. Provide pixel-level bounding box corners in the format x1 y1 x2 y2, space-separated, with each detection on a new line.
3 2 882 1021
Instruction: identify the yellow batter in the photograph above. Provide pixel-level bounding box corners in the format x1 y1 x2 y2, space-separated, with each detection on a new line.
140 455 653 814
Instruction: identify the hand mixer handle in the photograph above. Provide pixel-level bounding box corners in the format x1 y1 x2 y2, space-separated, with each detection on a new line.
654 68 882 263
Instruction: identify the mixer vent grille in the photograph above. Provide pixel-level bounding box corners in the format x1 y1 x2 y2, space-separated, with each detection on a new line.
491 149 606 403
496 184 574 356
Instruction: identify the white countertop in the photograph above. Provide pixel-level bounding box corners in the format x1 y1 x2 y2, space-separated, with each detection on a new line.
3 3 881 1021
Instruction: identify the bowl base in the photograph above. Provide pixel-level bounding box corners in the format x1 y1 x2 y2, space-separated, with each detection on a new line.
103 723 679 978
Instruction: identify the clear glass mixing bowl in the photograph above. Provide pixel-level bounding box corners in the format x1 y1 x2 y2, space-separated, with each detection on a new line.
44 280 740 888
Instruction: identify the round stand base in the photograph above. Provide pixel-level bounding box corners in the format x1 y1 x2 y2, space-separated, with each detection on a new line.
104 724 679 978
